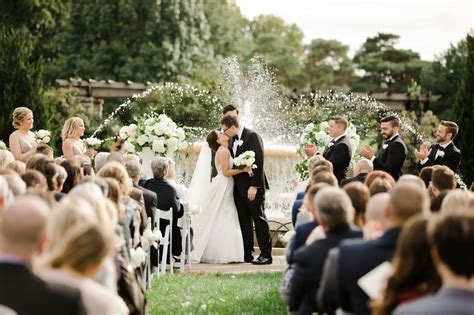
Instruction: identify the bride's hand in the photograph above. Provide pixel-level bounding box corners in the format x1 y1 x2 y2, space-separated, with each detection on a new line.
242 166 252 173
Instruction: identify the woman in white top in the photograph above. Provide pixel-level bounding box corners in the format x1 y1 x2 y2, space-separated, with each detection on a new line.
9 107 38 161
61 117 96 161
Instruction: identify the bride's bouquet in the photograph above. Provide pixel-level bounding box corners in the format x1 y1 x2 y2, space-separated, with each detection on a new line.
33 129 51 144
233 150 258 177
84 137 103 149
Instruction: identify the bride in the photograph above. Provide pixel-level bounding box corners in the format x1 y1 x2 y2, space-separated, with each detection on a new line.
190 130 251 263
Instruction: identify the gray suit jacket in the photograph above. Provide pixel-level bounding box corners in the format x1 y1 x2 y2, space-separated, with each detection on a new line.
393 287 474 315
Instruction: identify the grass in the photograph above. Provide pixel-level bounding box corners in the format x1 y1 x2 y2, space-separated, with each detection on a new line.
147 272 286 314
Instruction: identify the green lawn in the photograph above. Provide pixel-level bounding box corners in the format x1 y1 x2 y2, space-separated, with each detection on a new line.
147 272 286 314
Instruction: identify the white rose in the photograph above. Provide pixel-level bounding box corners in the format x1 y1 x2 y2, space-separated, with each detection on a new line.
137 135 149 146
43 136 51 143
304 123 315 133
167 138 178 152
158 114 168 121
154 123 167 136
119 126 129 139
176 128 186 141
320 121 329 129
315 131 326 141
152 140 165 153
128 124 138 137
124 140 135 153
145 125 155 136
145 118 155 126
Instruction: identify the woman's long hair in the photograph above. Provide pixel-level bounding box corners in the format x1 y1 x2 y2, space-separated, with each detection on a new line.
373 215 441 315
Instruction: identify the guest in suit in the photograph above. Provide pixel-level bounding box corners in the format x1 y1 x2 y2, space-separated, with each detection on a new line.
143 157 184 258
361 115 407 181
416 120 461 173
430 165 457 198
393 212 474 315
340 158 373 187
289 187 363 314
0 196 85 315
305 116 352 183
318 183 430 315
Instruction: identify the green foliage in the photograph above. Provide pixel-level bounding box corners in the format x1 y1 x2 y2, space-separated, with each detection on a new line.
0 27 46 144
147 272 285 314
453 34 474 186
353 33 428 93
303 39 355 91
420 38 468 119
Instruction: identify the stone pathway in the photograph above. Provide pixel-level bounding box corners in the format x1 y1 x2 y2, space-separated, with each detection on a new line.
183 248 287 274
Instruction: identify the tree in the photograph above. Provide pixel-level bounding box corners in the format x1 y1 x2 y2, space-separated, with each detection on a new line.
247 15 305 90
420 39 468 119
453 34 474 185
353 33 427 93
303 39 354 91
0 28 48 144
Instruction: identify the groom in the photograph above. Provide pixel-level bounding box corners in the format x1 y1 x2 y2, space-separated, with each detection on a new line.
221 115 272 265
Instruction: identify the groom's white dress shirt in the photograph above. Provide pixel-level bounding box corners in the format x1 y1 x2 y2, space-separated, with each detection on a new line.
232 126 244 156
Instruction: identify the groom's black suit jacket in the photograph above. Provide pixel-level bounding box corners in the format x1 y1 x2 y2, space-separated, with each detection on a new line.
373 135 407 181
322 135 352 184
418 142 461 173
231 127 269 197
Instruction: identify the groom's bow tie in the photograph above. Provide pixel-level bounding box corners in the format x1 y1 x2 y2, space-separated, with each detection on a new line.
232 135 239 141
437 145 446 152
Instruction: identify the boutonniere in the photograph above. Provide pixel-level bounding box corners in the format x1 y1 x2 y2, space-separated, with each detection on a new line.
382 144 389 150
438 151 445 158
235 140 243 147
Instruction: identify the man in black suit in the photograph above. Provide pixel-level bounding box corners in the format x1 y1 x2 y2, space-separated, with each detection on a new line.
305 116 352 184
211 105 239 179
221 115 272 265
340 158 373 187
0 196 84 315
416 120 461 173
361 114 407 181
289 187 362 314
318 184 429 315
142 157 184 259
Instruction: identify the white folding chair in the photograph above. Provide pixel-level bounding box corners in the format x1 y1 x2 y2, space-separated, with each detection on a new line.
142 217 153 289
155 207 173 275
179 203 192 272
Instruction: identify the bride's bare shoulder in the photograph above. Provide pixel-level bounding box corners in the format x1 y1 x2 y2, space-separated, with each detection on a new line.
216 146 230 156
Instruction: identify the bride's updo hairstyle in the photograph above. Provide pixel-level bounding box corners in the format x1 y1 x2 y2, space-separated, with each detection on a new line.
206 130 220 152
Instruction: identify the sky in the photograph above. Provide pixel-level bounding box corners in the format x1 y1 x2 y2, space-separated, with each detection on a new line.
235 0 473 61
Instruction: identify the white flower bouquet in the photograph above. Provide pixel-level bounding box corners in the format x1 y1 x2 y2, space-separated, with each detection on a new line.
0 140 6 150
140 219 162 251
129 247 146 269
233 150 258 177
84 137 103 149
184 203 201 220
33 129 51 144
119 113 187 157
300 121 332 150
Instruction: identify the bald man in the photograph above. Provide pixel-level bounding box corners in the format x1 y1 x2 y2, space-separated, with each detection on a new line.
0 196 85 315
340 159 373 187
363 193 390 240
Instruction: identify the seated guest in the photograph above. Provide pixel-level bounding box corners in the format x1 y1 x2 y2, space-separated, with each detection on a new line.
60 159 83 193
20 169 47 193
53 164 68 201
397 174 426 190
0 196 84 314
0 149 15 171
2 172 26 197
289 187 362 314
8 107 37 161
36 143 54 159
343 182 370 228
393 212 474 315
41 224 128 315
5 160 26 174
341 159 373 187
318 183 429 315
416 120 461 173
440 189 474 214
419 166 433 189
142 157 184 260
295 155 326 193
0 176 12 213
295 159 334 201
364 170 395 189
25 154 59 201
373 216 441 315
94 152 110 172
369 177 394 196
430 191 449 213
363 193 390 240
125 160 157 223
430 165 456 198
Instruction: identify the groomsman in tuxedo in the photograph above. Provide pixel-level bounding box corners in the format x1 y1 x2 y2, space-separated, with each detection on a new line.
305 116 352 184
415 120 461 173
361 115 407 181
211 105 239 179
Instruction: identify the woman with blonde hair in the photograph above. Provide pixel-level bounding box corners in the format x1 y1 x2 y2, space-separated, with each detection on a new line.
9 107 37 161
41 224 128 315
61 117 95 160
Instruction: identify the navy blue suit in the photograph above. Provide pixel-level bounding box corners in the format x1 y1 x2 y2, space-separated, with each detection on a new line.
291 198 304 227
287 221 319 264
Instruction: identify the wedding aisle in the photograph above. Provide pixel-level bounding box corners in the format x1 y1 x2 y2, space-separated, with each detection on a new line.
188 255 286 274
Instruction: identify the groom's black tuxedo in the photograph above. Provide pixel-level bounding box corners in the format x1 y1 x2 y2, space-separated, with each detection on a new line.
418 142 461 173
373 134 407 180
231 127 272 260
322 135 352 184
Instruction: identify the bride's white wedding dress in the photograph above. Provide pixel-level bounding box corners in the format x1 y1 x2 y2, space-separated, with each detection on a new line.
191 156 244 264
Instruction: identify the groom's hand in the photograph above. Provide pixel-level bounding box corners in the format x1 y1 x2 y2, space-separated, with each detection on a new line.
247 186 257 201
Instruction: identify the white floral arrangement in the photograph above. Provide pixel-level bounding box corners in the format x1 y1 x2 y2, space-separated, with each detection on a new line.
233 150 258 176
184 203 202 220
84 137 103 149
119 113 187 156
0 140 6 150
129 246 147 269
140 219 162 251
33 129 51 144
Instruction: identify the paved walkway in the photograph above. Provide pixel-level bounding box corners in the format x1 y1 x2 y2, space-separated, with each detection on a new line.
184 248 287 274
